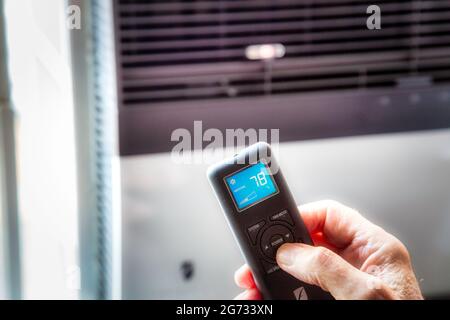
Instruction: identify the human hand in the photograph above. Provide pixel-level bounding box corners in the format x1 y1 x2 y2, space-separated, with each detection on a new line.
234 200 423 300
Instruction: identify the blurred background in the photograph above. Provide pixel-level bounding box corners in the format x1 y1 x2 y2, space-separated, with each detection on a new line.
0 0 449 300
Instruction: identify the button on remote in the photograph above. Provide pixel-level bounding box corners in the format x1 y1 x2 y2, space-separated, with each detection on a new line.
247 220 265 245
261 259 281 275
270 235 284 248
260 225 294 260
270 209 294 226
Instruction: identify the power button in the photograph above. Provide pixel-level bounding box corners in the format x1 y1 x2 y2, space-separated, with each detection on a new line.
260 225 294 260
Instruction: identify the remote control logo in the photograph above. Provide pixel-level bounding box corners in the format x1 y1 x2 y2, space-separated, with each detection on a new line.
293 286 309 300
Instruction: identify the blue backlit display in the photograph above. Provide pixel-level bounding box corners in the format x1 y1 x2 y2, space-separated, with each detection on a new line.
225 162 278 211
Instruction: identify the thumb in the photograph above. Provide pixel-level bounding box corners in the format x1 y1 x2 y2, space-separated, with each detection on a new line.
276 243 394 300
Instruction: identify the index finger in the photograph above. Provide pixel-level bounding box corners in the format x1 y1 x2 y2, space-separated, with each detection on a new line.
298 200 364 249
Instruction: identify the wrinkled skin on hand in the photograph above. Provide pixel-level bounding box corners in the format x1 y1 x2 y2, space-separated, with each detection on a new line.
234 200 423 300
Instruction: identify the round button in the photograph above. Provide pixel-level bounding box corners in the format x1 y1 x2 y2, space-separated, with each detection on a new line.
260 225 294 260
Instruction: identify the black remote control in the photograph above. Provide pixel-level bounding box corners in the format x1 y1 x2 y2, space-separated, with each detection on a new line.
207 142 333 300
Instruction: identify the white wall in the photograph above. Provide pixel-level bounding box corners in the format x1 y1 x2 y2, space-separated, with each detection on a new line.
4 0 79 299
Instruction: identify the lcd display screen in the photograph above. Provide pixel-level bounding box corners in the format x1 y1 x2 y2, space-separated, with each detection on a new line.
225 162 278 211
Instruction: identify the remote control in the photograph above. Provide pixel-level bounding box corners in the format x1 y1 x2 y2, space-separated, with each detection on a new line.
207 142 333 300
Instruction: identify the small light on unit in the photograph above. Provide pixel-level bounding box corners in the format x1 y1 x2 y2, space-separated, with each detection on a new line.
245 43 286 61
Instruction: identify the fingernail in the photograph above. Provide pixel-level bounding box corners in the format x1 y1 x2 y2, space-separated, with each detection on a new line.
276 244 296 267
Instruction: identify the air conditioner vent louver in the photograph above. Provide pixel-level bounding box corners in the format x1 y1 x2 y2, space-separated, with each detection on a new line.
115 0 450 106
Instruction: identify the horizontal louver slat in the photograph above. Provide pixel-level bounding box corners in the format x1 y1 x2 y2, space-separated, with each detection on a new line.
119 11 450 39
118 1 450 26
120 22 450 51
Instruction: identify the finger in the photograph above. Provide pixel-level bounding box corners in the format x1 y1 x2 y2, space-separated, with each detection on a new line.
309 232 339 252
276 243 394 300
234 264 256 289
298 200 365 248
234 288 262 300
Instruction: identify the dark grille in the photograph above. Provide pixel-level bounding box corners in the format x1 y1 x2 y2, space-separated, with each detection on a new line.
115 0 450 105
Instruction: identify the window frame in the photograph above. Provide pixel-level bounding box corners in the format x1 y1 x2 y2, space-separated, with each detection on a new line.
0 1 22 300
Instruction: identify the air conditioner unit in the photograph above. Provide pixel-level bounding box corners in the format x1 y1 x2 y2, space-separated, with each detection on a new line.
113 0 450 299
